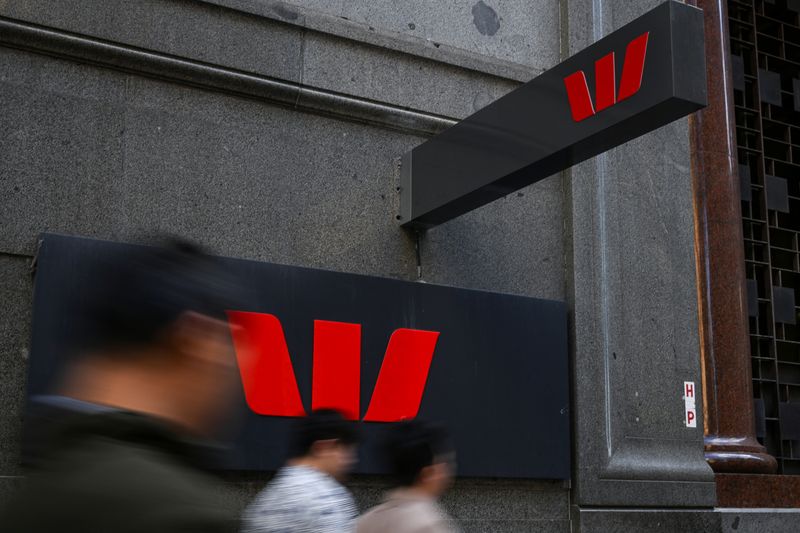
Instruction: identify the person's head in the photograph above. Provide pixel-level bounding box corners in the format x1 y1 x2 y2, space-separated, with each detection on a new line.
288 409 359 479
385 420 455 498
63 236 243 436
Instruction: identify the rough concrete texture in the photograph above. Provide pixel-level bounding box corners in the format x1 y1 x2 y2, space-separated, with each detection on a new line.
0 46 417 273
566 0 715 512
0 255 33 478
0 0 523 121
718 509 800 533
0 46 565 298
423 177 565 300
301 30 519 120
567 121 716 508
289 0 561 71
567 0 666 55
576 509 722 533
0 0 306 84
580 507 800 533
199 0 540 83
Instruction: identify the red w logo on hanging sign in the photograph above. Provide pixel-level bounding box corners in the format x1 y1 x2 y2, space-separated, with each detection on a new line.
226 311 440 422
564 32 650 122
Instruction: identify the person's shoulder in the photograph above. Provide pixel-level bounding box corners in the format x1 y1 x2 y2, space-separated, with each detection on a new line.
244 467 322 515
271 466 351 499
356 501 388 525
101 438 240 529
89 436 222 501
3 437 237 532
245 466 356 532
358 498 455 533
63 438 235 519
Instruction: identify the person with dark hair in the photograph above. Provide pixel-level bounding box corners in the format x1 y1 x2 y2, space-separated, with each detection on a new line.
2 237 243 532
357 421 458 533
241 409 359 533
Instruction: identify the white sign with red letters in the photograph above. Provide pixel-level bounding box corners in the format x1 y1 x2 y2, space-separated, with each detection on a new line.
684 381 696 428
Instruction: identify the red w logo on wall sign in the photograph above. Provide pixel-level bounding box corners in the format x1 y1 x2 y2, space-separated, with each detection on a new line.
563 32 650 122
227 311 440 422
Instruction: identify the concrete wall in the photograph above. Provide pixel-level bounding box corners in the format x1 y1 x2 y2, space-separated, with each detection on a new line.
0 0 570 531
283 0 561 70
565 0 716 529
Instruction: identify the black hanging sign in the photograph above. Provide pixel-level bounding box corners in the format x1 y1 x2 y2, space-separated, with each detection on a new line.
399 0 707 229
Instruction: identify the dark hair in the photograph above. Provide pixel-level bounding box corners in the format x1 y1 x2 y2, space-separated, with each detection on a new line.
385 420 453 487
288 410 359 458
77 236 241 354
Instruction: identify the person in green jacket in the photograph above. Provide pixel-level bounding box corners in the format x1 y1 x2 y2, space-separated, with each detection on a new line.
2 238 244 532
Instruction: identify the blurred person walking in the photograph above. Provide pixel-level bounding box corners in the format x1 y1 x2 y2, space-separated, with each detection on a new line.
1 238 244 532
358 421 458 533
241 409 359 533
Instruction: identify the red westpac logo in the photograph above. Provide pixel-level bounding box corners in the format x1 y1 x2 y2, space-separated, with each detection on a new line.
227 311 440 422
563 32 650 122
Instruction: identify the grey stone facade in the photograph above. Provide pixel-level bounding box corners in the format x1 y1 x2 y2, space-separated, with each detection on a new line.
1 1 797 531
566 0 713 511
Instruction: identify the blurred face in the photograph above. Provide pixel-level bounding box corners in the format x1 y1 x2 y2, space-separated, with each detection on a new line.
171 312 241 436
420 453 456 498
314 440 358 480
198 324 240 429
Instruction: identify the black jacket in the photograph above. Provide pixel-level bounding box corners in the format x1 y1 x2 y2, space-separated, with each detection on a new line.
2 409 238 533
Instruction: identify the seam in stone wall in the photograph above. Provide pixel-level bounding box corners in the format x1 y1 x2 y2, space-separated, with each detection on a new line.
0 16 458 137
196 0 541 83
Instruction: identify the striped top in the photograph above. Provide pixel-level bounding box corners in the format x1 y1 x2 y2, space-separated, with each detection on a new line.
241 465 356 533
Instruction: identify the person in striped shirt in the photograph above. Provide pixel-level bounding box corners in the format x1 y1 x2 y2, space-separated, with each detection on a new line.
242 410 359 533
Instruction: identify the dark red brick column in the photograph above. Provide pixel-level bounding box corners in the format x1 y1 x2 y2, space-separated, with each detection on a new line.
687 0 777 475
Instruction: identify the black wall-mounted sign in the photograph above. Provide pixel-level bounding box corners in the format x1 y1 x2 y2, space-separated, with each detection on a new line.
27 234 570 479
399 0 707 229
